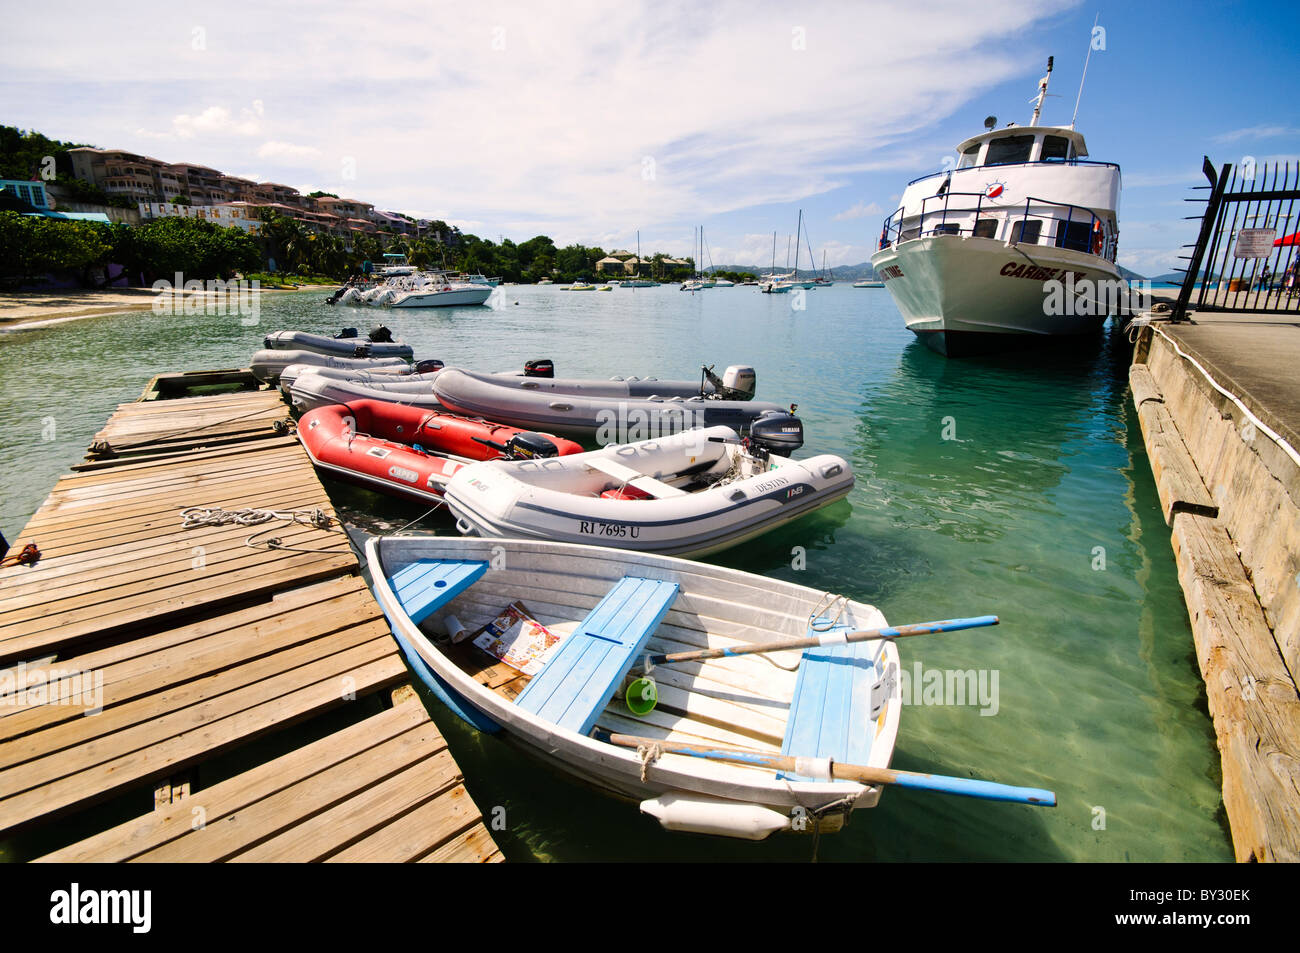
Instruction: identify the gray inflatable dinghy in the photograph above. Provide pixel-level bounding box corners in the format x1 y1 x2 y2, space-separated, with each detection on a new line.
251 349 410 384
432 367 790 441
263 329 414 360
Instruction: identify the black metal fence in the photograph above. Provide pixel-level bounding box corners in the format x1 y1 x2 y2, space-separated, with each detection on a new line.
1174 157 1300 319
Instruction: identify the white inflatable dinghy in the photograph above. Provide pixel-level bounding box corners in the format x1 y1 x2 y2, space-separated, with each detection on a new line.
443 422 852 557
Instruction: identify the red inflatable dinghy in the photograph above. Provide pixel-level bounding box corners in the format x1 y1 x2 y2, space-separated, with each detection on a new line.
298 399 583 504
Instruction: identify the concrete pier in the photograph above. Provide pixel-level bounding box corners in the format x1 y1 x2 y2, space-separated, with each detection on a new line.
1131 308 1300 862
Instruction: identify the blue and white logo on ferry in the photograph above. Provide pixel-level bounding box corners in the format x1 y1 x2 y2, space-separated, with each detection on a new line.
984 181 1008 201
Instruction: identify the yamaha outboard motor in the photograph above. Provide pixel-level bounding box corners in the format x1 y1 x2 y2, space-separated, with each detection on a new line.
414 359 445 374
335 327 358 339
747 409 804 457
368 325 394 343
523 359 554 378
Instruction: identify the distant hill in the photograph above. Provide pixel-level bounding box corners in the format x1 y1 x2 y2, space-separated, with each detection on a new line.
711 261 881 280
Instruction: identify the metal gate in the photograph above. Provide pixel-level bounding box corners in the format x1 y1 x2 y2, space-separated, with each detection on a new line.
1173 157 1300 320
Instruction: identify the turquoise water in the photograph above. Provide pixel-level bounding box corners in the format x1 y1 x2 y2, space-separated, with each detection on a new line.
0 285 1232 861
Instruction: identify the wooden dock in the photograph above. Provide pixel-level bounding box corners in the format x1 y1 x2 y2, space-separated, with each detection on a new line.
0 382 503 862
1132 313 1300 863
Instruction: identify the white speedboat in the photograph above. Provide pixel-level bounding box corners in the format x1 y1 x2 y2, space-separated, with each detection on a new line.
386 271 493 307
852 279 885 288
871 58 1121 356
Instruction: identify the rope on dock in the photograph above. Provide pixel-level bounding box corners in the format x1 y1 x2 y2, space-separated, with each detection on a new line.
179 506 347 555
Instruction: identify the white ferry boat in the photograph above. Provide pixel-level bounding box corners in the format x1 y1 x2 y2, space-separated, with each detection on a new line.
870 59 1121 356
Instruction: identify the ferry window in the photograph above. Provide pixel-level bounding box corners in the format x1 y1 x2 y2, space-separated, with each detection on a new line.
932 223 960 236
900 226 921 242
957 145 981 169
1041 136 1070 161
1012 220 1042 244
973 218 998 238
985 135 1035 166
1056 220 1093 252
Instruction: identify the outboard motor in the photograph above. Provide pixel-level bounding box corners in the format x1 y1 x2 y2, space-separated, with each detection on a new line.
473 431 563 459
368 325 394 343
701 363 757 400
747 409 804 458
721 365 756 400
523 359 554 378
414 359 445 374
335 327 358 339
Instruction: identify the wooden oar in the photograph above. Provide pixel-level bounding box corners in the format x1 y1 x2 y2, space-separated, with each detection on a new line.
641 615 998 671
594 730 1056 807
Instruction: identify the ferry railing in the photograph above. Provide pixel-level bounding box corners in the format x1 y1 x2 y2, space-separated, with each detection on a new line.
880 192 1114 262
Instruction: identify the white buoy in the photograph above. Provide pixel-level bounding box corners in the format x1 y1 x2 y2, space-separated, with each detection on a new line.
639 793 791 840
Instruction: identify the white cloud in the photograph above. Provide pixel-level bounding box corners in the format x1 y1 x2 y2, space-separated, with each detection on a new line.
3 0 1079 241
256 140 323 163
834 201 885 221
1213 125 1300 144
172 105 261 139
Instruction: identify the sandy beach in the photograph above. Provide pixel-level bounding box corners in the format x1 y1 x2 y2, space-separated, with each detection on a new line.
0 285 317 331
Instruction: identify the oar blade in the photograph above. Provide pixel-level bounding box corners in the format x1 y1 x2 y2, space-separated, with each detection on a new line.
889 771 1056 807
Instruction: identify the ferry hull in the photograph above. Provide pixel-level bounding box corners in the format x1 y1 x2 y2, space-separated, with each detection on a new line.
871 236 1120 357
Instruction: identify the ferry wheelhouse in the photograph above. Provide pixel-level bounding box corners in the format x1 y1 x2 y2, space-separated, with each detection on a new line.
871 62 1121 356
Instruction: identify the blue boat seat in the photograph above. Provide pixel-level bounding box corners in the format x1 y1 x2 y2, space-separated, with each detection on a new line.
779 622 887 781
390 559 489 625
514 576 680 735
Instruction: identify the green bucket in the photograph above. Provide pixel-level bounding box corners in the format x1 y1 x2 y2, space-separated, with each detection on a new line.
625 676 658 716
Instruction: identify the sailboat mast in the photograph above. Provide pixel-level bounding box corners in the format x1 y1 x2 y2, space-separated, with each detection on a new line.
794 210 802 280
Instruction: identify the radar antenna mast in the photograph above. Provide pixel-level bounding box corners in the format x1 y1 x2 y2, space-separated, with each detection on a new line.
1030 56 1054 126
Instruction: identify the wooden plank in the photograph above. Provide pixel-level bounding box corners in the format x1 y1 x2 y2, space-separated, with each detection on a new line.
514 577 680 734
0 653 407 834
0 588 384 740
140 727 453 862
231 750 464 862
0 622 392 773
419 825 505 863
36 700 432 862
324 783 483 863
1170 511 1300 862
0 549 356 664
1135 397 1220 524
0 564 368 703
391 559 489 624
1129 363 1165 408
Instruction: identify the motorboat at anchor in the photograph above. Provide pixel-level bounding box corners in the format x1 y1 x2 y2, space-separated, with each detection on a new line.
871 57 1123 356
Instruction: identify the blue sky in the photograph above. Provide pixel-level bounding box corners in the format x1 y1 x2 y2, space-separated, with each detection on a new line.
3 0 1297 275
